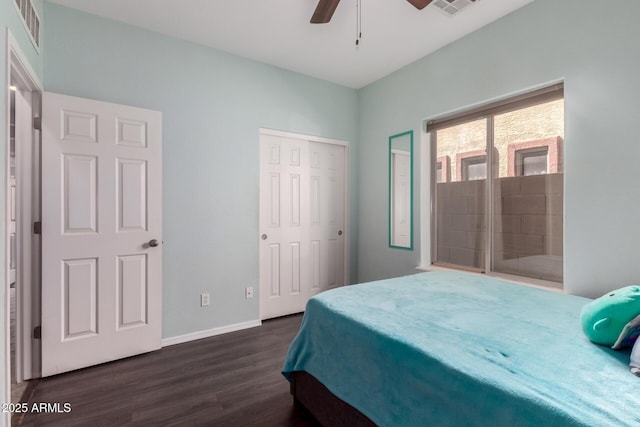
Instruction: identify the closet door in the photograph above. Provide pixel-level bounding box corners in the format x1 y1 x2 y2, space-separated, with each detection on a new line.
259 131 347 320
259 134 311 319
308 141 346 296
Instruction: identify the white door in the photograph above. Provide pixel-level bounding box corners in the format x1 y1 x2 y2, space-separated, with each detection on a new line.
391 149 411 247
308 141 346 296
41 92 162 377
259 132 347 319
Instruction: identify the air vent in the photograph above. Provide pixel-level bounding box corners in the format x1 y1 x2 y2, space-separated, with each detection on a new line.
433 0 478 16
14 0 40 49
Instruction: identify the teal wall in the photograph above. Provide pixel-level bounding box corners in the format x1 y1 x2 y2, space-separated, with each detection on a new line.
357 0 640 298
1 1 42 423
42 3 359 339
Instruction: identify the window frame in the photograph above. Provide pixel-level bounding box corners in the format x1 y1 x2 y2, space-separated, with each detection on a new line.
457 151 487 181
427 83 564 283
519 148 548 176
436 155 450 183
507 136 562 177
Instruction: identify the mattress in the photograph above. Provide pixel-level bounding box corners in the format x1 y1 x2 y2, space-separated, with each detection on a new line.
282 271 640 426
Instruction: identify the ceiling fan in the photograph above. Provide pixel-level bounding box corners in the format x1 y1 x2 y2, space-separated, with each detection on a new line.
311 0 433 24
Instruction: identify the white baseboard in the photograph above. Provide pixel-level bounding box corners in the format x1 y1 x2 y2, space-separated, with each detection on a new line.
161 319 262 347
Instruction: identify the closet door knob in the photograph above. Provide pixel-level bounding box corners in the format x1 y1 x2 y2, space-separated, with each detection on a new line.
148 239 159 247
261 234 268 240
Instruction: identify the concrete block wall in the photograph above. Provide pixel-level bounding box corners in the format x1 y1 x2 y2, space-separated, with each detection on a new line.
436 173 563 282
436 180 486 270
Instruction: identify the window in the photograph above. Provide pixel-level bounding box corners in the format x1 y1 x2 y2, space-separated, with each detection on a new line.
461 155 486 181
507 137 561 177
429 84 564 284
435 156 450 183
519 148 547 176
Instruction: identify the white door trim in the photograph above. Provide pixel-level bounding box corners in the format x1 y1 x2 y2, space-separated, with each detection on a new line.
259 128 349 148
12 83 36 383
4 27 43 424
258 128 350 319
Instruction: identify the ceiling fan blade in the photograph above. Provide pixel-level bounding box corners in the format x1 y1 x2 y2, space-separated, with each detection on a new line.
406 0 433 10
311 0 341 24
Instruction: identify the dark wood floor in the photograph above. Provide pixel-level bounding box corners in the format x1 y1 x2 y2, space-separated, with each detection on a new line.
20 314 319 427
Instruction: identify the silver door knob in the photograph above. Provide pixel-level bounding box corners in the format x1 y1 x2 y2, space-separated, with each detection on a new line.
148 239 159 247
338 230 343 236
261 234 268 240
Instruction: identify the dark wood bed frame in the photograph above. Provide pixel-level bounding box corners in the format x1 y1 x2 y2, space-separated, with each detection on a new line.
290 371 376 426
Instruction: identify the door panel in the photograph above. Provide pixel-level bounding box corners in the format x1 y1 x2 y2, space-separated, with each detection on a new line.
117 254 148 328
117 158 147 231
63 154 97 233
63 258 97 338
41 92 162 377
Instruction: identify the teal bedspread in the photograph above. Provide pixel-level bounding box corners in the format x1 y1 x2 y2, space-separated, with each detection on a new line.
282 271 640 426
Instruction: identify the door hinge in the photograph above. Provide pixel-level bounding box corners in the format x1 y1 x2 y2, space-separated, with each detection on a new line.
33 221 41 235
33 326 41 339
33 116 41 131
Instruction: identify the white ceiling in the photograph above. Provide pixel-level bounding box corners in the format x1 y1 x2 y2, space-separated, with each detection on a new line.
46 0 534 89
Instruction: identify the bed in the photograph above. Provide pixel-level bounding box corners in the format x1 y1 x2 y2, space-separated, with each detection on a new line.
282 271 640 426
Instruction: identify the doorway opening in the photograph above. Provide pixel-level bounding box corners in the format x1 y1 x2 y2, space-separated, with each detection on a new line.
5 30 43 426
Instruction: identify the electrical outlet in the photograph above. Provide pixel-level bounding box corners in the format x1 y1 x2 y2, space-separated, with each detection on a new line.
245 287 254 299
200 293 210 307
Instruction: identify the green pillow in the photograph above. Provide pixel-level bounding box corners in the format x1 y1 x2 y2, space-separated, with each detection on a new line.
580 286 640 346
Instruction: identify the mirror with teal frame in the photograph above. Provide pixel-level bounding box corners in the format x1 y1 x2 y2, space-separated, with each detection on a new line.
388 130 413 250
